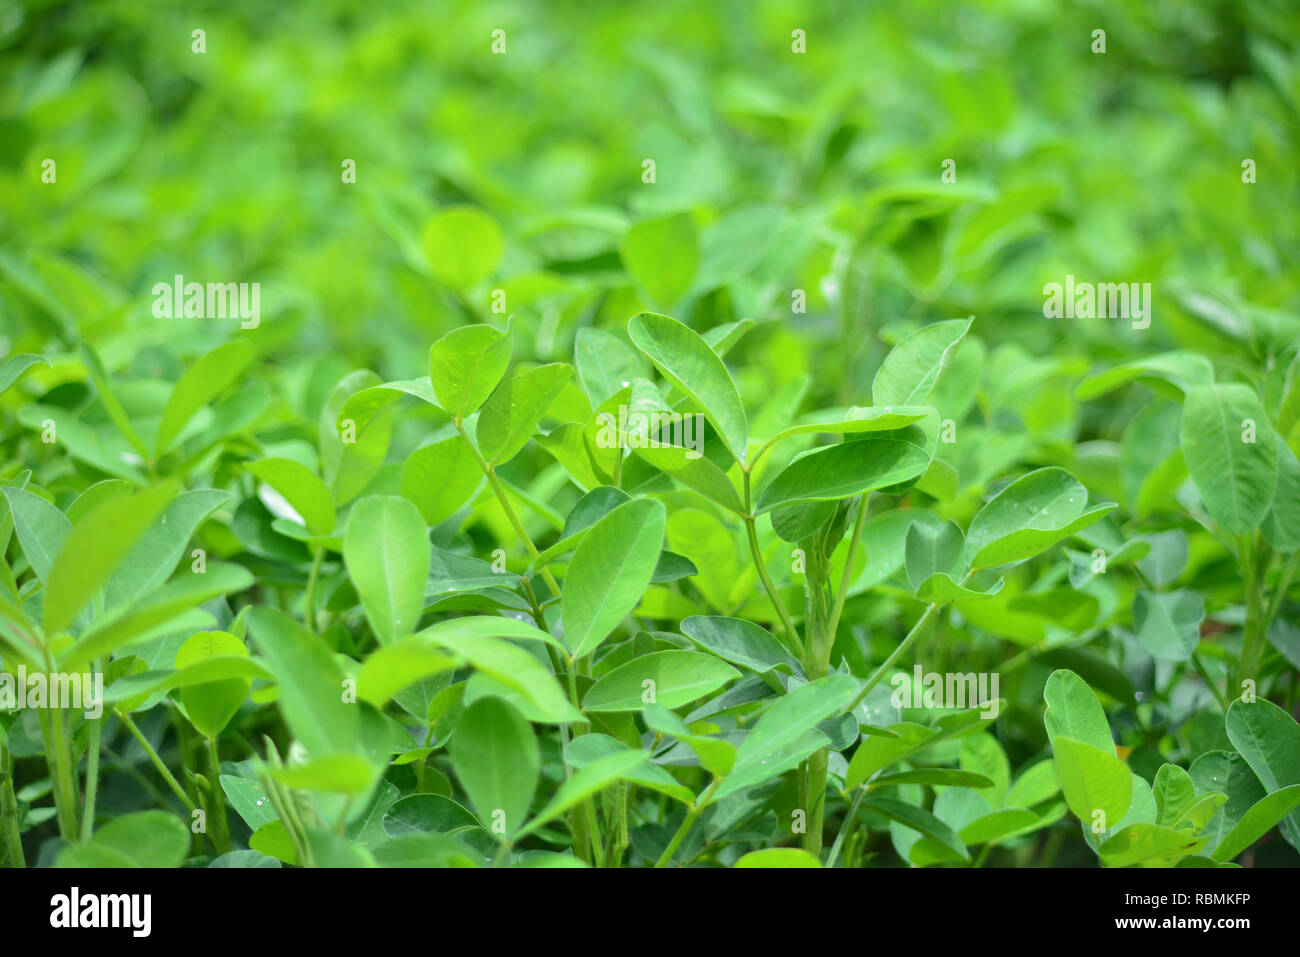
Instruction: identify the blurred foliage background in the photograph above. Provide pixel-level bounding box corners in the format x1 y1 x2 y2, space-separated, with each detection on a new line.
3 0 1297 387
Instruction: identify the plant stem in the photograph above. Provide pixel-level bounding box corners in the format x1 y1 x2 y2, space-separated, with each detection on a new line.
80 714 101 842
303 546 323 633
0 745 25 867
741 467 803 657
825 785 866 868
847 599 946 715
207 736 232 854
1193 652 1228 712
800 534 834 857
827 492 870 639
655 777 720 867
45 706 80 841
1264 550 1299 632
116 710 196 813
455 420 563 595
1234 534 1268 694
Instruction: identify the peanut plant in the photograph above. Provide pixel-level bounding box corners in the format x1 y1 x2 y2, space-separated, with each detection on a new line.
1 0 1298 871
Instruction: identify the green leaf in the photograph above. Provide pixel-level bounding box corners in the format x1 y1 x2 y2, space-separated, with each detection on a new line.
1225 698 1300 848
0 353 47 394
680 615 800 674
868 768 994 790
321 370 393 506
155 340 254 457
1099 823 1207 867
846 724 941 789
965 467 1113 569
355 636 457 707
429 323 513 418
59 563 254 672
1043 669 1115 754
2 486 71 583
105 488 228 608
733 848 821 868
959 808 1041 845
561 498 665 658
247 458 335 537
632 444 743 513
715 674 860 800
1190 750 1266 854
104 656 272 708
627 312 747 463
246 607 364 757
1211 785 1300 862
344 495 430 645
383 794 478 836
642 703 737 777
863 795 970 862
44 483 177 636
565 734 694 806
905 520 965 592
916 573 1003 603
755 430 932 513
1132 589 1204 662
1007 759 1062 808
1051 736 1133 827
575 327 644 407
476 363 573 465
271 754 378 795
760 406 932 449
1152 763 1198 826
220 776 279 831
249 820 299 866
516 750 649 838
1075 351 1214 400
174 630 249 738
1262 438 1300 552
336 377 440 433
399 435 483 526
582 650 739 712
57 810 190 868
371 833 477 867
417 628 579 723
960 731 1011 806
450 697 539 840
419 614 564 649
871 317 972 406
422 205 504 288
620 213 698 308
1179 383 1278 534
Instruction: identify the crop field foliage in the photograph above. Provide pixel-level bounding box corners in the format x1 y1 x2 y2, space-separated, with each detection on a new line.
0 0 1298 870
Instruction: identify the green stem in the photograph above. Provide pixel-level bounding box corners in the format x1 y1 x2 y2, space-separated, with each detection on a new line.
847 598 947 716
826 492 870 639
207 736 232 854
1234 535 1268 694
455 420 563 598
303 546 324 633
1 745 25 867
79 714 101 842
45 706 80 841
825 785 866 868
800 534 834 858
741 469 804 657
655 778 720 867
116 710 196 813
1264 550 1299 632
1193 652 1228 712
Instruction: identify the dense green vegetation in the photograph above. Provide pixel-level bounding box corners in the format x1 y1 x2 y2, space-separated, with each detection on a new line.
1 0 1298 868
